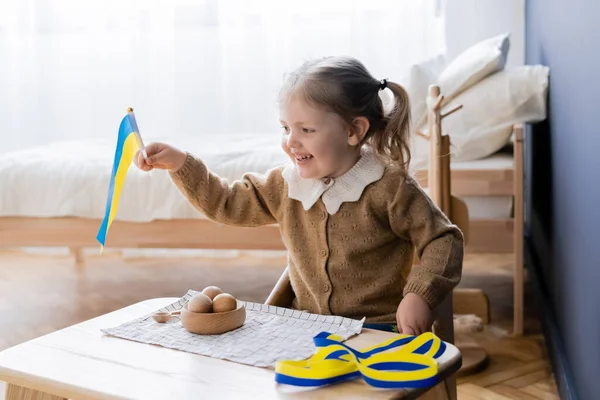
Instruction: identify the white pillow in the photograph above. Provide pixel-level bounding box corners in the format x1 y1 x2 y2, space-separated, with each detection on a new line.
382 54 446 127
411 65 549 167
439 33 510 102
404 54 447 125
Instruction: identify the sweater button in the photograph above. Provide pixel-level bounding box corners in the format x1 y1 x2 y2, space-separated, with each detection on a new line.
320 211 327 220
323 178 332 185
320 249 328 257
323 284 330 292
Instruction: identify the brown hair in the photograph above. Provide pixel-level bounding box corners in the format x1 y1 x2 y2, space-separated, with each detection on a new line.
279 56 411 170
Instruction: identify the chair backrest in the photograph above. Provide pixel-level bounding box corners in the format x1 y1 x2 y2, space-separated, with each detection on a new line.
424 85 469 243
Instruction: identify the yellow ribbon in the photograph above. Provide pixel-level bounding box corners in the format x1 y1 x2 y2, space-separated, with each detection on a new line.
275 331 446 389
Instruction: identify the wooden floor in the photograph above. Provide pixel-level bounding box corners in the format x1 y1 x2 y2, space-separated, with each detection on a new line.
0 249 558 399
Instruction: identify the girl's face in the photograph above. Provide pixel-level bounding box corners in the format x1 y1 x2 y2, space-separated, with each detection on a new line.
279 95 361 179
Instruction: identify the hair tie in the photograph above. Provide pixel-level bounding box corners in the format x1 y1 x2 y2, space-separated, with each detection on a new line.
379 79 388 90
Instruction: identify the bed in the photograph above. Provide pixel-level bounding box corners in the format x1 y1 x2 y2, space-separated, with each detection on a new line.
0 133 289 253
0 130 519 254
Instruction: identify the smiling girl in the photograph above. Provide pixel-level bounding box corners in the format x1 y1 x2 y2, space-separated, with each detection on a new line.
134 56 464 335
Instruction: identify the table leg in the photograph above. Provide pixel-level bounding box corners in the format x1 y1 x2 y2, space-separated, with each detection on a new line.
5 384 66 400
417 381 450 400
432 297 457 400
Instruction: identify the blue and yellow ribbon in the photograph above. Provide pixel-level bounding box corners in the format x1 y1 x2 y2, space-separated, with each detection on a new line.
275 331 446 389
96 111 142 251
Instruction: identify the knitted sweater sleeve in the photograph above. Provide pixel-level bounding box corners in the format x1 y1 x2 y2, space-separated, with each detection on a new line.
168 153 284 227
388 176 464 309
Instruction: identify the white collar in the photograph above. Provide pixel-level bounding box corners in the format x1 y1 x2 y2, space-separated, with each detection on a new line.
281 148 386 215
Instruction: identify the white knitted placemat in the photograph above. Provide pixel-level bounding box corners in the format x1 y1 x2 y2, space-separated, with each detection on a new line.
101 290 364 367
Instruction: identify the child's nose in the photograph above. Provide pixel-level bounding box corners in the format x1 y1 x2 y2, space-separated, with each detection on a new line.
286 130 300 148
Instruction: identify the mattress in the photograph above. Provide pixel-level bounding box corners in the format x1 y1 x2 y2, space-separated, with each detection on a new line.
0 136 513 222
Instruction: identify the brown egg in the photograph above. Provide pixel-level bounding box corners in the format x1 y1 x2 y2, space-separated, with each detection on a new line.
202 286 223 300
187 293 213 313
212 293 237 313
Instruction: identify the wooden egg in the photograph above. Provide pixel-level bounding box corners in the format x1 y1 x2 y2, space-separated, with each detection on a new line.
212 293 237 313
187 293 213 313
201 286 223 300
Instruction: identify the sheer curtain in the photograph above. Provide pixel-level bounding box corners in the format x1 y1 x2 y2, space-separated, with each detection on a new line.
0 0 446 154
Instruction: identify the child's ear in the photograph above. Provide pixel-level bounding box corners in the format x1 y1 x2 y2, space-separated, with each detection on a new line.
347 117 370 146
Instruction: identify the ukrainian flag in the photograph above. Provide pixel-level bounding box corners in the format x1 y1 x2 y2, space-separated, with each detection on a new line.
96 110 142 250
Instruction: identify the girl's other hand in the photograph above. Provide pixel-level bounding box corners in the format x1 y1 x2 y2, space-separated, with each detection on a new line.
395 293 434 336
134 142 187 172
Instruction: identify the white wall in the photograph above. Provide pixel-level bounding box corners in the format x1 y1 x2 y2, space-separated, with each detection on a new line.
445 0 525 67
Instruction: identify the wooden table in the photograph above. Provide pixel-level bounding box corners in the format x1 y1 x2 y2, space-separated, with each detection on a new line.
0 298 461 400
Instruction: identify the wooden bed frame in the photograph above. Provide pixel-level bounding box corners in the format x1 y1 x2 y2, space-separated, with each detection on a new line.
0 118 525 338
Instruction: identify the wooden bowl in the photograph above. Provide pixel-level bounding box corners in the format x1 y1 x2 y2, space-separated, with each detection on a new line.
180 302 246 335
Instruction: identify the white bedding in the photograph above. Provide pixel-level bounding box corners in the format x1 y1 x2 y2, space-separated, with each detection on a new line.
0 136 513 222
0 134 289 222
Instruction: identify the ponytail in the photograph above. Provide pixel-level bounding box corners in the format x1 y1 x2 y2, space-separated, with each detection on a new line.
368 80 411 171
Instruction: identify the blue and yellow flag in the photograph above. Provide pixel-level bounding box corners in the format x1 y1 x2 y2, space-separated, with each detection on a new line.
96 110 142 251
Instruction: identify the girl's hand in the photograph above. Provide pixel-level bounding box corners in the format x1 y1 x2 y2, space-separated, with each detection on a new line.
134 142 187 172
395 293 434 335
